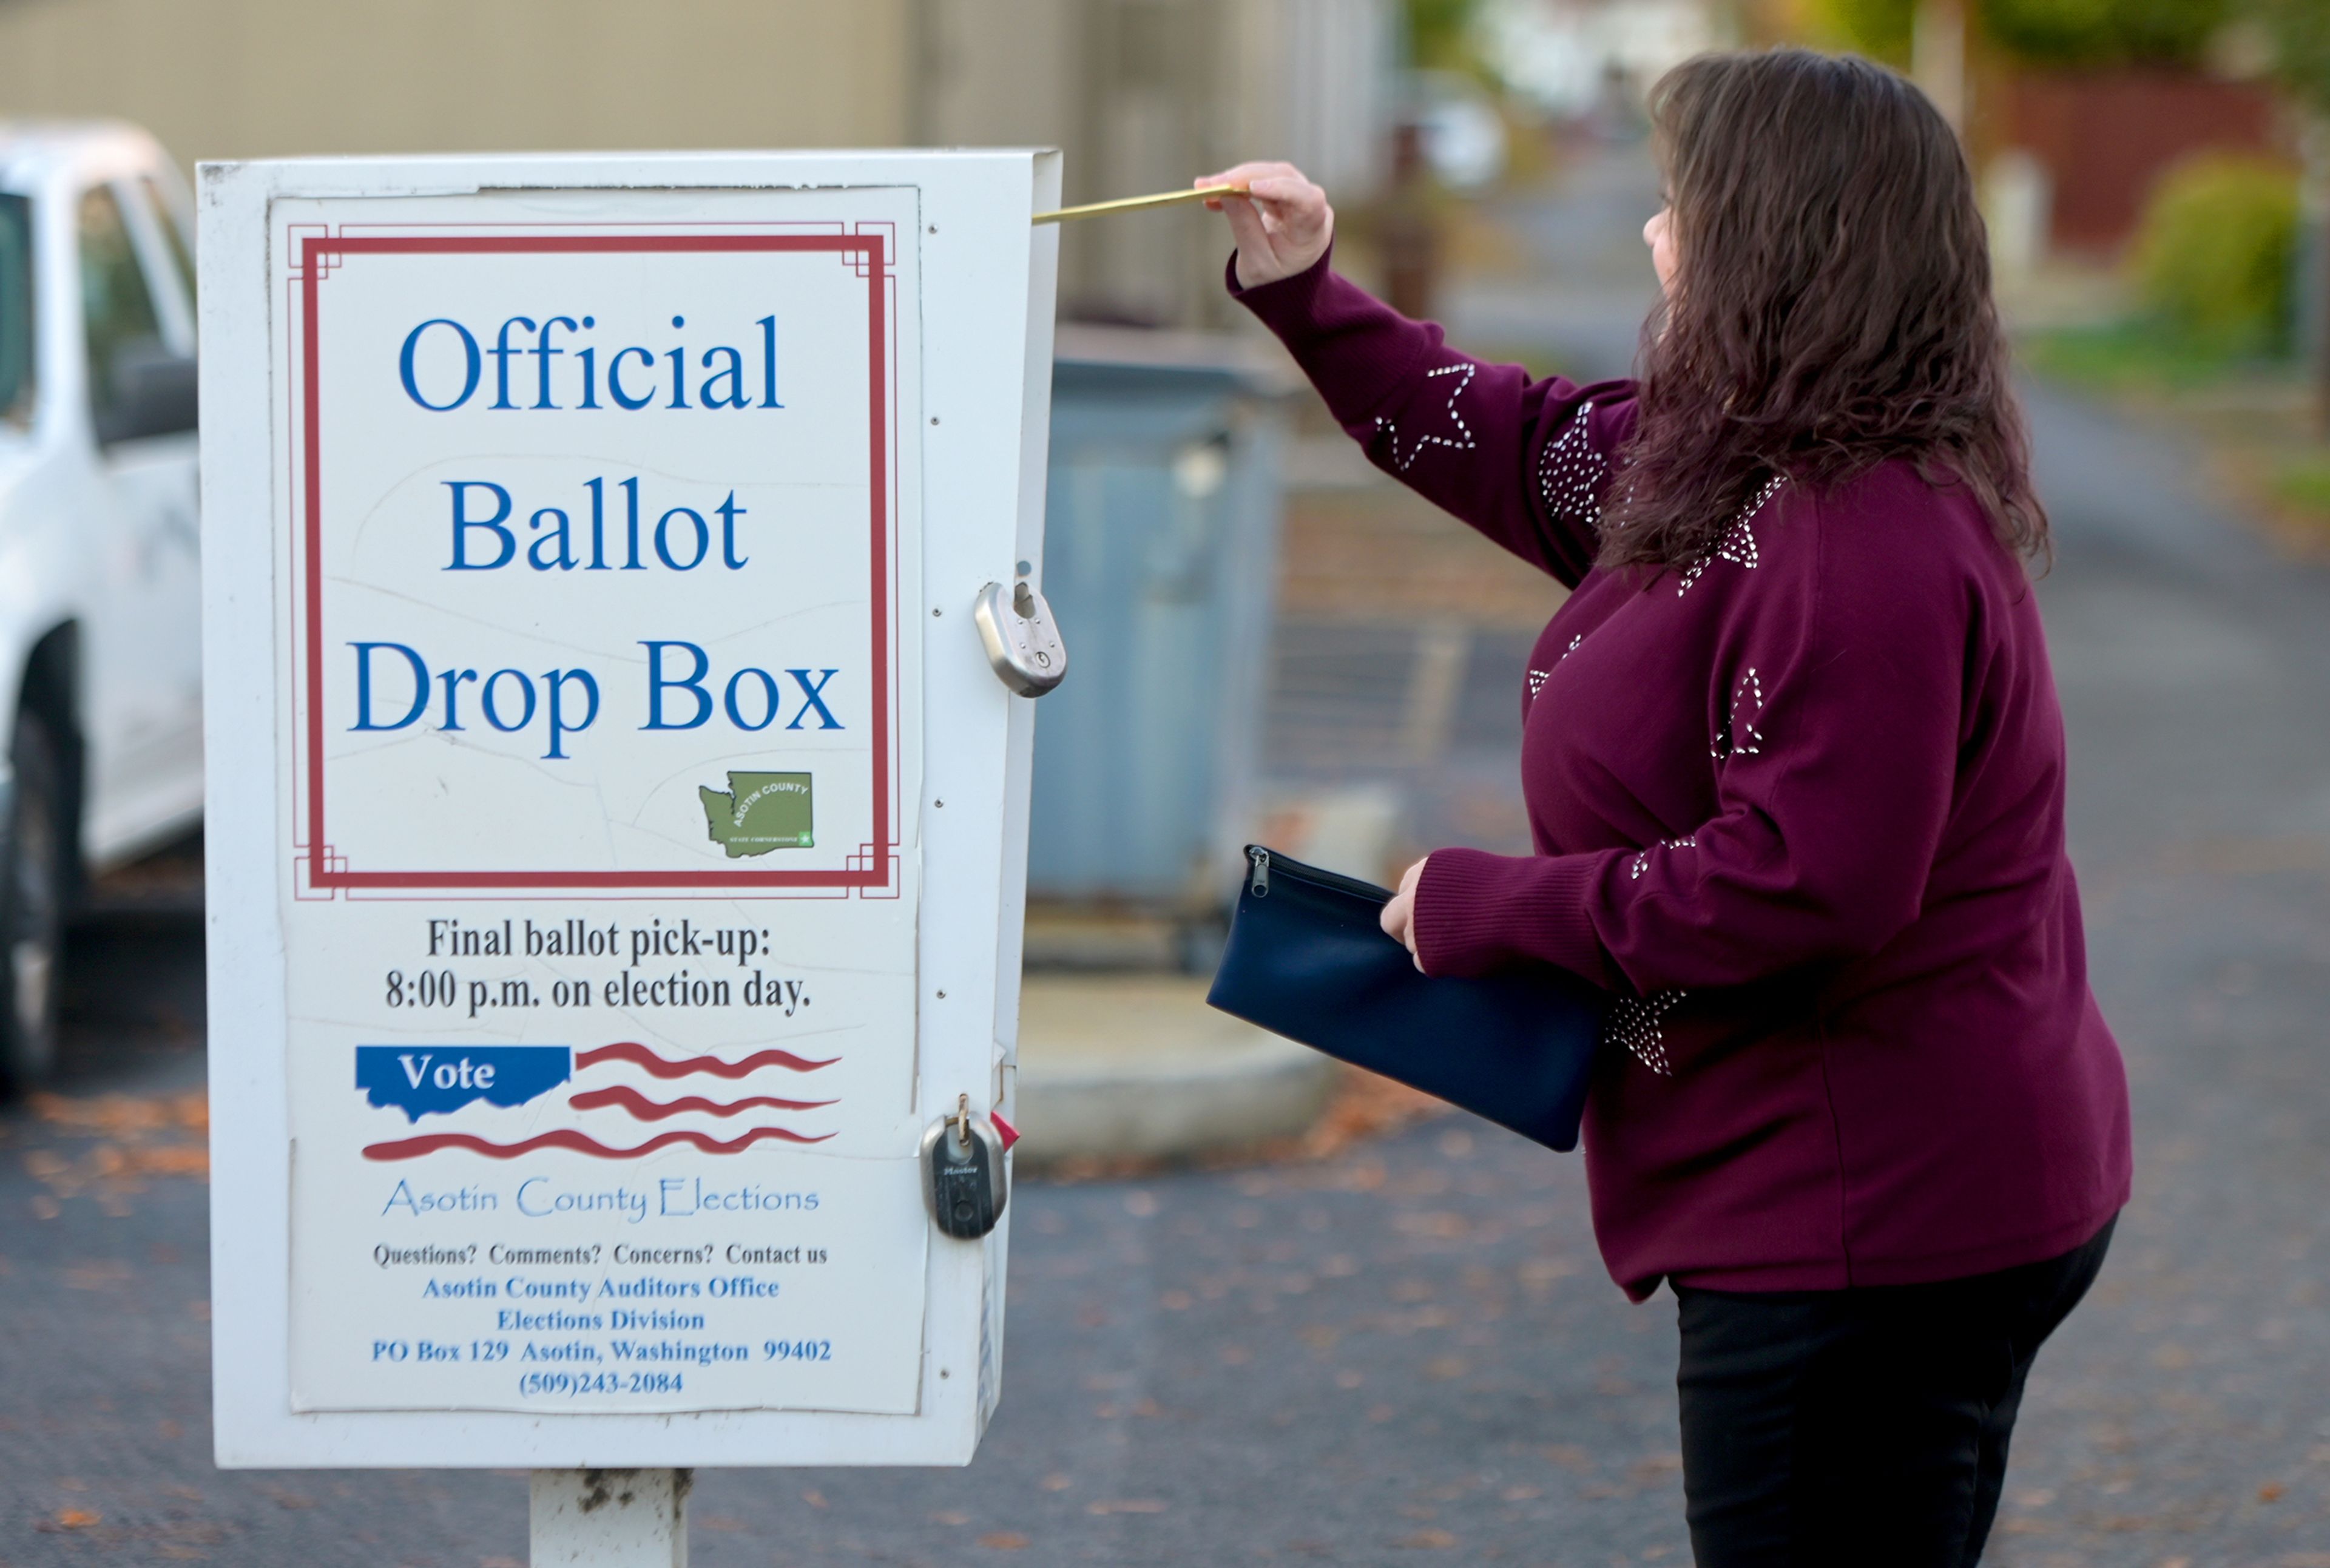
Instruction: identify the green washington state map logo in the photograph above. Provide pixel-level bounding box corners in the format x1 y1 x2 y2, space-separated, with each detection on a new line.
698 772 814 857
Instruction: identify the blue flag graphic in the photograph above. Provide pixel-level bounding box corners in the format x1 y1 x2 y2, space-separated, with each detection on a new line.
355 1045 573 1121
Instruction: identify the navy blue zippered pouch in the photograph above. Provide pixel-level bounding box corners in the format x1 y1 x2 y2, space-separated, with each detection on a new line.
1205 845 1609 1153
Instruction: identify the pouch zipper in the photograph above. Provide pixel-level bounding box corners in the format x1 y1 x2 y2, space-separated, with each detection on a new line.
1243 845 1392 903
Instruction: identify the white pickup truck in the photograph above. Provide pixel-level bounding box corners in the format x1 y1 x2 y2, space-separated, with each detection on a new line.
0 124 203 1089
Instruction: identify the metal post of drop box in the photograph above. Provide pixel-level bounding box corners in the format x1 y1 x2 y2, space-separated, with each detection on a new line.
530 1468 689 1566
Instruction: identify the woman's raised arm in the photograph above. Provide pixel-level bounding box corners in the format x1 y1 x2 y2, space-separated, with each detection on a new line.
1202 163 1632 587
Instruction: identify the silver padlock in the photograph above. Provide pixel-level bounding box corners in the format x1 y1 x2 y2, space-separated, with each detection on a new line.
973 579 1068 697
920 1094 1008 1240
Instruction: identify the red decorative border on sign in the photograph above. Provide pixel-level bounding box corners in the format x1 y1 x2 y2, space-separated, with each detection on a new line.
295 232 894 890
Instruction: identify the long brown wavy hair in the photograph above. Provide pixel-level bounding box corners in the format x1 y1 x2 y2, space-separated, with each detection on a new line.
1600 50 2047 571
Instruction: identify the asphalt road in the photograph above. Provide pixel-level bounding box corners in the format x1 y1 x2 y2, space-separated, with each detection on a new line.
9 208 2330 1568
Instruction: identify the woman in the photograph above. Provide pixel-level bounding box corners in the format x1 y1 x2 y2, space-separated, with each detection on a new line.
1203 50 2130 1566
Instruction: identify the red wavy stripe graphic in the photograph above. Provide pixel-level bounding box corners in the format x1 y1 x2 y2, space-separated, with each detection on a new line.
575 1041 836 1078
361 1126 834 1161
569 1086 837 1120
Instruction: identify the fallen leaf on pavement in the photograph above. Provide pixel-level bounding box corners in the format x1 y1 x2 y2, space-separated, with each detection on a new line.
133 1145 210 1178
32 1090 205 1137
1300 1069 1447 1159
64 1260 132 1290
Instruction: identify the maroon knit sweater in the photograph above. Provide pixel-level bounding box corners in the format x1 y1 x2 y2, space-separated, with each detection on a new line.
1235 255 2131 1299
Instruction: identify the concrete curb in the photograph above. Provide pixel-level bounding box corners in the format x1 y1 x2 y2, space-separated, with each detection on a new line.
1010 974 1336 1167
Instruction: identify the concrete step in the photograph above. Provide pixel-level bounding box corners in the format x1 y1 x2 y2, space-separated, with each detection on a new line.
1011 973 1334 1168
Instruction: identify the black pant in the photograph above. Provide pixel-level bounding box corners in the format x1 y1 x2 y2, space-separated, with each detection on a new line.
1674 1217 2114 1567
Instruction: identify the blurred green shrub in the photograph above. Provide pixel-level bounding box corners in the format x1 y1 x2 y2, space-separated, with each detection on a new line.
2019 320 2261 393
2249 0 2330 117
2277 455 2330 521
2132 154 2301 354
1809 0 2227 68
1405 0 1484 73
1984 0 2226 66
1811 0 1916 63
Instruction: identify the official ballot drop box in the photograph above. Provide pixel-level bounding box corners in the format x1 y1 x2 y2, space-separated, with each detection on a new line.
199 152 1061 1468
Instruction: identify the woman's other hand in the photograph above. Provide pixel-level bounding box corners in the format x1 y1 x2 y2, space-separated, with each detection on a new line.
1198 162 1334 289
1380 856 1428 972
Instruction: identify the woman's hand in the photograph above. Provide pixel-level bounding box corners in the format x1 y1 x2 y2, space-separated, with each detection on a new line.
1380 856 1428 972
1198 161 1334 290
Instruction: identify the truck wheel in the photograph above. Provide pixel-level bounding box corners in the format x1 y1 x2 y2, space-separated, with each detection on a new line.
0 712 65 1093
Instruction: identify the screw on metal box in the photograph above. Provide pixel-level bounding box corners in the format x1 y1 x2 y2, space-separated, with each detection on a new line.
920 1093 1008 1239
973 579 1068 697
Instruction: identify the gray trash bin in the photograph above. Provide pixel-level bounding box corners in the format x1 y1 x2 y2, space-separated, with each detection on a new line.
1027 328 1292 953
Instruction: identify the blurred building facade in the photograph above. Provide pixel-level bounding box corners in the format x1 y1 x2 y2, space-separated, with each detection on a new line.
0 0 1395 329
1994 71 2291 259
1484 0 1731 121
917 0 1397 326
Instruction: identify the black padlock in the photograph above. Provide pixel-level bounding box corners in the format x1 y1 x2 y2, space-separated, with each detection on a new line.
920 1095 1008 1239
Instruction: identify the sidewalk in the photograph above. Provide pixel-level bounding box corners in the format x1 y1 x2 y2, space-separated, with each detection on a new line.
1012 974 1334 1168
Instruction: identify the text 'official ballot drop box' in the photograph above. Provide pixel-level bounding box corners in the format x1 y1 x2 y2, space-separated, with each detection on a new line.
199 152 1061 1469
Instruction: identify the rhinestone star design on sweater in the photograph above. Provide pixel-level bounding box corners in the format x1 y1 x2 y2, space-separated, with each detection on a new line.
1629 834 1698 881
1676 475 1785 596
1604 991 1687 1076
1711 667 1767 761
1373 362 1478 471
1536 400 1604 532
